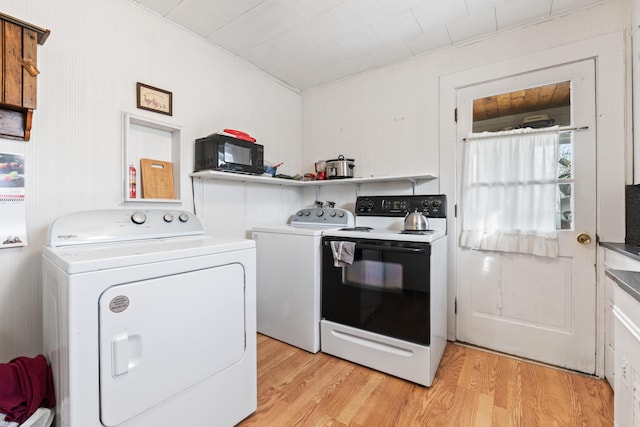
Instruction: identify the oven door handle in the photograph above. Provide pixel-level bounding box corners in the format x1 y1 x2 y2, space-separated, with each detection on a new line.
357 244 426 254
324 241 426 254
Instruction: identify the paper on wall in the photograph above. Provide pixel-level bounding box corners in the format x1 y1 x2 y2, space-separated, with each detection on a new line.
0 152 27 248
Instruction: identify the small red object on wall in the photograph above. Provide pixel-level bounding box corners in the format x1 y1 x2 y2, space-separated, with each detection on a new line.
128 162 137 198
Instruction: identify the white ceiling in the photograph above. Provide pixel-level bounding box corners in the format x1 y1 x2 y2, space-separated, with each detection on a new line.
132 0 606 91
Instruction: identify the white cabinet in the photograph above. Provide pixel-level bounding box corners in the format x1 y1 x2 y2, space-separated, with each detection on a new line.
605 272 617 388
613 282 640 427
603 247 640 426
603 249 640 388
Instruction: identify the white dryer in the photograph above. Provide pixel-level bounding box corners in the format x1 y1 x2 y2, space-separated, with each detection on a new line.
252 205 353 353
42 209 256 427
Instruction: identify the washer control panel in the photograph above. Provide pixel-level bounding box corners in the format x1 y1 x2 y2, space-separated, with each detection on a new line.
47 209 203 247
291 208 354 227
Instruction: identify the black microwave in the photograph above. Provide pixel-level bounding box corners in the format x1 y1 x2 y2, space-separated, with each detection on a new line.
194 133 264 175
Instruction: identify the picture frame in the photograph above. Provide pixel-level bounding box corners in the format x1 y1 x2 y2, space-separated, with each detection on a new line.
136 82 172 116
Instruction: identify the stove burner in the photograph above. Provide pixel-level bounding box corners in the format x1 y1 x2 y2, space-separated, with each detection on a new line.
400 229 435 235
339 226 373 232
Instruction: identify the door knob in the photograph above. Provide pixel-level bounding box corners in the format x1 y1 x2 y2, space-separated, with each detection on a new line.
577 233 592 245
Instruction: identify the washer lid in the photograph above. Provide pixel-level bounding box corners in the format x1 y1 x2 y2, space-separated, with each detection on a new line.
42 235 255 274
252 224 342 236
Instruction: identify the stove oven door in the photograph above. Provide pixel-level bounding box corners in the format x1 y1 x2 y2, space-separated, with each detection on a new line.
321 236 431 345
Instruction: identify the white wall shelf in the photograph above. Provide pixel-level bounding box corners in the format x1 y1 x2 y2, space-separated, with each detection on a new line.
190 170 436 187
123 112 182 204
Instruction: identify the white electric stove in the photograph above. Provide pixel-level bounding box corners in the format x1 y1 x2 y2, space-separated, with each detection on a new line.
320 194 448 386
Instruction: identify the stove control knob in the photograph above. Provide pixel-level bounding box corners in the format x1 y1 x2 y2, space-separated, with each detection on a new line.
338 211 345 217
304 210 311 216
316 210 324 217
178 213 190 222
297 211 304 216
131 212 147 225
329 211 337 217
163 213 174 223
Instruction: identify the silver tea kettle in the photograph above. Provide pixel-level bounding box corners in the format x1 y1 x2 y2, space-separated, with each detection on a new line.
404 209 429 231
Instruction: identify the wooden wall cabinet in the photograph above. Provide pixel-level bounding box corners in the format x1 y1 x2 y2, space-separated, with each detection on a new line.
0 12 49 141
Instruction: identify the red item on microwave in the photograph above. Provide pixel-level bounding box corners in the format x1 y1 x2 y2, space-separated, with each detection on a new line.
223 129 256 142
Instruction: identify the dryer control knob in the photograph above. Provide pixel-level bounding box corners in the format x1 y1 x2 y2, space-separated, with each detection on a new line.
178 213 189 222
163 213 174 222
131 212 147 224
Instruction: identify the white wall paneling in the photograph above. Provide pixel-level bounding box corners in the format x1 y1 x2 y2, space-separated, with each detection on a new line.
303 0 628 378
0 0 632 366
0 0 301 361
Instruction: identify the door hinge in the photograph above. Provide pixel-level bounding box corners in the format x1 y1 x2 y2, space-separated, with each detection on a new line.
454 108 458 122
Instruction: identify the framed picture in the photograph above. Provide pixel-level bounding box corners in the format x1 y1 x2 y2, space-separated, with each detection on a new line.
136 82 172 116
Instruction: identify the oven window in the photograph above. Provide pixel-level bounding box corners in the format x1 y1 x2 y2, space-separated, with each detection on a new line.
322 239 432 345
343 260 403 291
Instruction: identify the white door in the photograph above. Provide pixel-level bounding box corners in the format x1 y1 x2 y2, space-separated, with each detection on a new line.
98 263 246 426
455 59 597 373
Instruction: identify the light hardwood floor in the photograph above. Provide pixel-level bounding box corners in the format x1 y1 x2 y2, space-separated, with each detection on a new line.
238 334 614 426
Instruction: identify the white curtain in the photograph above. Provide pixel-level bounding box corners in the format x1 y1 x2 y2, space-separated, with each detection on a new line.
460 127 560 258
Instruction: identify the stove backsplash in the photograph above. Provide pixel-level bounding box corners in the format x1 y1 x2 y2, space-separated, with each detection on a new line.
626 184 640 246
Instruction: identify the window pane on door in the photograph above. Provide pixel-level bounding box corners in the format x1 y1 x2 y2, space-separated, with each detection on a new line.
472 81 570 132
557 132 574 230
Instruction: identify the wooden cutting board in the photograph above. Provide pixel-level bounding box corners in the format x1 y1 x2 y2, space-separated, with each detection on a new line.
140 158 175 199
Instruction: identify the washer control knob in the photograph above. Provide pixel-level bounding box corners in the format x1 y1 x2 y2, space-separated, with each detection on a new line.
163 213 174 223
178 213 189 222
131 212 147 225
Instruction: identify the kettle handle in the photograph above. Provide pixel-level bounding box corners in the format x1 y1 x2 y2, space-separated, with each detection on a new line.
338 154 344 160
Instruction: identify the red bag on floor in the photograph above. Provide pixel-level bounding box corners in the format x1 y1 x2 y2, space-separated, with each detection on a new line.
0 354 56 424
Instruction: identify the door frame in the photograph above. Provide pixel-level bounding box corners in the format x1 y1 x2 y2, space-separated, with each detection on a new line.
439 32 627 378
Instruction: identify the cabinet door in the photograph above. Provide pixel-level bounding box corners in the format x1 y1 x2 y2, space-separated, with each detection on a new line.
1 21 38 109
613 287 640 426
605 274 615 388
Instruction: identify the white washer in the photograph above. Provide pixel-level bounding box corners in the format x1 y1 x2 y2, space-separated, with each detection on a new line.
252 207 353 353
42 209 256 427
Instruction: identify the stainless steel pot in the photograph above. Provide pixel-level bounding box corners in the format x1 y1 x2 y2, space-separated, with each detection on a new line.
404 209 429 231
326 155 355 179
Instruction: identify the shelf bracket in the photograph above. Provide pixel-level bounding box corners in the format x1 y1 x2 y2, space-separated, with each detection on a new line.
407 178 418 195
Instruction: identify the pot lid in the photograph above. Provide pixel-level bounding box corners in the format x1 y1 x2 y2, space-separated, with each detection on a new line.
327 155 354 162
